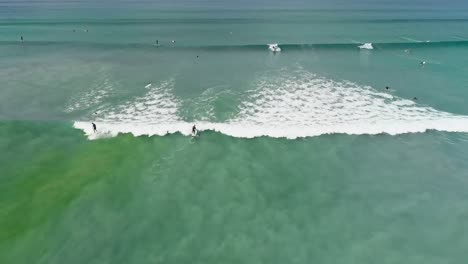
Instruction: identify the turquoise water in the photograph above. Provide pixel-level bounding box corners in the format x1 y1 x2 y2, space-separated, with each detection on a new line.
2 1 468 263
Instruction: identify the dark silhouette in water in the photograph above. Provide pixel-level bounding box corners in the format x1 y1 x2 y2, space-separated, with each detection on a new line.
92 122 97 133
20 36 23 43
192 125 197 135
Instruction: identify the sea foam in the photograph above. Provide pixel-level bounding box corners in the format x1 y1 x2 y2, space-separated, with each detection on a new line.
74 71 468 140
358 43 374 50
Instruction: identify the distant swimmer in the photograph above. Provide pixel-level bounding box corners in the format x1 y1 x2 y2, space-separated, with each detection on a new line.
156 40 159 45
20 36 23 43
85 29 88 32
420 61 426 66
413 97 418 101
171 40 176 43
385 86 390 90
404 49 410 53
196 55 199 58
92 122 97 133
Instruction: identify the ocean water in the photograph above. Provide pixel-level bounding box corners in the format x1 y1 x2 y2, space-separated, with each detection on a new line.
2 1 468 263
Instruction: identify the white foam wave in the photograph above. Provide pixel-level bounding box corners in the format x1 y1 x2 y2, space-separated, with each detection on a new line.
66 77 114 113
358 43 373 50
268 44 281 52
95 79 180 123
74 71 468 140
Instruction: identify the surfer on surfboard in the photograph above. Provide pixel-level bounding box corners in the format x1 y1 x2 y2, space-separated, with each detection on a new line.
92 122 97 133
192 125 197 136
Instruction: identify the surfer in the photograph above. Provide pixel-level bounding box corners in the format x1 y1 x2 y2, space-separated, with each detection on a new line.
420 61 426 66
413 97 418 101
385 86 390 90
92 122 97 133
20 36 23 43
192 125 197 135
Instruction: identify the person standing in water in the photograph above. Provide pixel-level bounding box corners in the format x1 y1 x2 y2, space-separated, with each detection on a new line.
20 36 23 43
192 125 197 135
92 122 97 133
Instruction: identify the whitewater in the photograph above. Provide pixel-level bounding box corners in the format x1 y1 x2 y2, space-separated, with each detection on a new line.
74 70 468 140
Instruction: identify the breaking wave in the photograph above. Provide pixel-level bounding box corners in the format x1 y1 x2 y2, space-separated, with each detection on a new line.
3 40 468 51
74 70 468 140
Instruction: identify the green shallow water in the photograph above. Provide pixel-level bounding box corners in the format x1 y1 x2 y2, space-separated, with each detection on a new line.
2 122 468 263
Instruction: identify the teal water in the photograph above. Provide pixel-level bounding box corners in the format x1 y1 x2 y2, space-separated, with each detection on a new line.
2 1 468 263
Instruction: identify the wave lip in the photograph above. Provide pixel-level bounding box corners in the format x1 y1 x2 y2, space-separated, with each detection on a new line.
74 117 468 140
